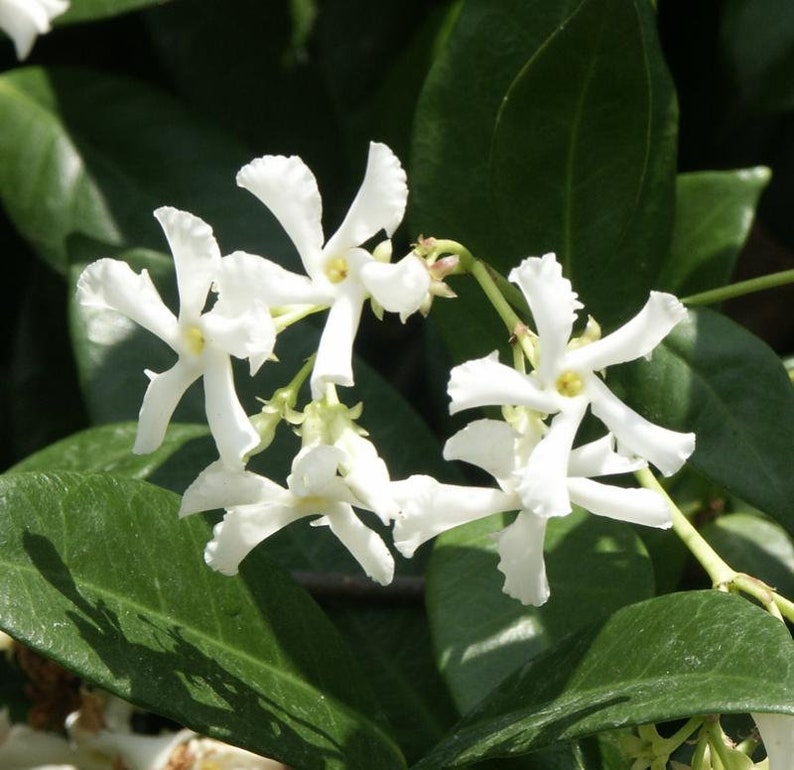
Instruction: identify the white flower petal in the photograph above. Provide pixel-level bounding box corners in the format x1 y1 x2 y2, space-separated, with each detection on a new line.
567 478 672 527
236 154 325 278
323 142 407 257
754 712 794 770
84 728 191 770
319 504 394 585
565 291 687 372
335 430 398 523
0 710 77 767
135 360 201 455
508 254 582 386
202 347 260 464
219 251 330 306
201 302 276 375
153 207 220 323
447 351 561 415
288 445 346 498
179 460 279 517
311 283 366 398
443 418 518 482
359 252 430 315
205 500 305 575
587 376 695 476
495 512 550 606
76 259 180 350
517 400 587 518
391 475 517 558
0 0 68 59
567 434 646 478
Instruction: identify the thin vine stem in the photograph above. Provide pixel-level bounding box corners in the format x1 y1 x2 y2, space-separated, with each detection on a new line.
682 268 794 306
635 467 794 623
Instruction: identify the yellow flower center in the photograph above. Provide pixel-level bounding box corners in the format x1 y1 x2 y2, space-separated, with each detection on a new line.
324 256 349 283
555 370 584 397
184 325 205 356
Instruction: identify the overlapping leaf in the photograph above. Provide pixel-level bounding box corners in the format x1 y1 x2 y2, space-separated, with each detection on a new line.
412 591 794 768
0 471 405 770
426 511 654 714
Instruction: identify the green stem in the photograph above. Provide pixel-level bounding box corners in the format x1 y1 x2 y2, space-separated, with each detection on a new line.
636 468 734 585
658 716 704 755
273 303 327 333
682 268 794 306
635 468 794 623
705 719 734 770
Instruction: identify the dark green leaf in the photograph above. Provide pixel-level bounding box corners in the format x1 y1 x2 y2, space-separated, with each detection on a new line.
427 510 654 713
412 591 794 768
721 0 794 112
411 0 677 364
617 307 794 536
0 67 290 274
658 168 770 296
59 0 172 23
490 0 676 325
8 423 213 494
701 513 794 598
0 471 405 770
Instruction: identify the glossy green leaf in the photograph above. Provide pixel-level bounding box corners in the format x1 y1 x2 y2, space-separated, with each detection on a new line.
0 471 405 770
721 0 794 112
701 513 794 599
658 168 771 296
412 591 794 768
490 0 676 325
59 0 172 23
8 422 213 494
411 0 676 364
617 307 794 536
0 67 290 274
427 510 654 713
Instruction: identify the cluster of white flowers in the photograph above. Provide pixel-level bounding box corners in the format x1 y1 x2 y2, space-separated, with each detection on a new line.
76 143 695 607
0 0 69 59
0 695 285 770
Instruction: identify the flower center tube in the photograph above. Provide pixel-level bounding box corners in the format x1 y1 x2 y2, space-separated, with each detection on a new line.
183 325 205 356
555 370 585 397
324 256 349 284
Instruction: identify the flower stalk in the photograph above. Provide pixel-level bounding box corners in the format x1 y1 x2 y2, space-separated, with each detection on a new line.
682 268 794 306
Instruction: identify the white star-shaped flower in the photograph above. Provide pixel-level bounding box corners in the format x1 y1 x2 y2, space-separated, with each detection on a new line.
77 206 275 464
392 416 670 606
448 253 695 520
0 0 69 59
180 401 397 585
236 141 430 398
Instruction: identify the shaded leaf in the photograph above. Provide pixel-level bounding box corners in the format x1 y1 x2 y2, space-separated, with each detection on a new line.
617 307 794 537
721 0 794 112
411 0 676 364
412 591 794 768
59 0 172 23
427 510 654 713
701 513 794 599
8 422 213 494
658 168 770 296
0 471 405 770
0 67 290 274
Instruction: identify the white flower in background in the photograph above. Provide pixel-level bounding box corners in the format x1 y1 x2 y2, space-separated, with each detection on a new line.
0 0 69 60
753 713 794 770
77 207 276 465
237 141 430 398
448 253 695 520
392 414 670 606
181 400 396 585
